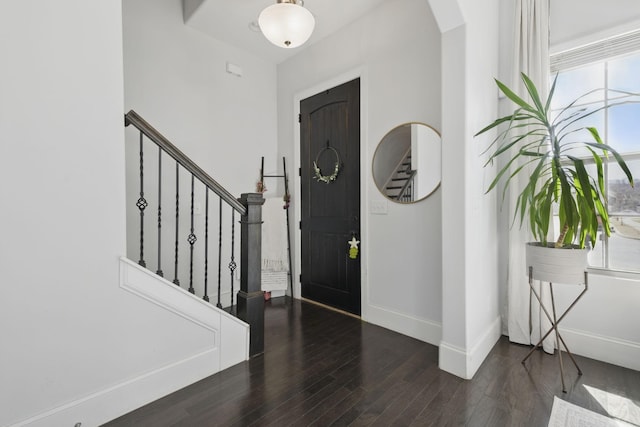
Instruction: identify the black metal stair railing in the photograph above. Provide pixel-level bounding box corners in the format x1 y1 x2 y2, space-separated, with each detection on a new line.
384 150 416 202
124 110 265 356
396 169 416 202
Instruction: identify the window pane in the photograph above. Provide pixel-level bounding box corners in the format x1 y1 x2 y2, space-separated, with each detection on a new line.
608 217 640 271
551 63 604 110
551 49 640 272
553 104 605 158
608 103 640 154
608 157 640 214
608 52 640 93
608 158 640 271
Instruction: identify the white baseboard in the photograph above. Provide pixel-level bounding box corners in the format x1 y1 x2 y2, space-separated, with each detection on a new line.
365 304 442 346
11 348 219 427
558 326 640 372
439 316 502 379
438 341 468 378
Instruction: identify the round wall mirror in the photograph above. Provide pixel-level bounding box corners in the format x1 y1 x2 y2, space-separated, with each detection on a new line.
372 123 441 203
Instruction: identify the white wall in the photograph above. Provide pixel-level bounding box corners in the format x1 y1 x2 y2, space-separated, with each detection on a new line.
122 0 278 303
0 2 246 425
431 0 501 379
277 0 443 344
497 0 640 371
461 0 501 377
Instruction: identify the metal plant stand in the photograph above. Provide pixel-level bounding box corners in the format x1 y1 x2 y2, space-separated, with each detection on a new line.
521 267 589 393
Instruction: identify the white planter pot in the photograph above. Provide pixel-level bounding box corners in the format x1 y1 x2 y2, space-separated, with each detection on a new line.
525 242 589 284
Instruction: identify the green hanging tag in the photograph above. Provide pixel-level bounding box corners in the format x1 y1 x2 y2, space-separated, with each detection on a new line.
349 247 359 259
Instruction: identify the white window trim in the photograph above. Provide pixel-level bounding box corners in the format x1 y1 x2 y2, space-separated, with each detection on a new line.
588 266 640 280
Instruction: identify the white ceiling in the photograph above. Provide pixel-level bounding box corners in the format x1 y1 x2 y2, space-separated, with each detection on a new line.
184 0 388 64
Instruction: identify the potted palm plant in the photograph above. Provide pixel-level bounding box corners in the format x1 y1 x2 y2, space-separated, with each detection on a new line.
477 73 635 283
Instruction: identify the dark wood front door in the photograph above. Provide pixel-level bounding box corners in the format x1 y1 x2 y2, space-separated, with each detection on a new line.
300 78 361 315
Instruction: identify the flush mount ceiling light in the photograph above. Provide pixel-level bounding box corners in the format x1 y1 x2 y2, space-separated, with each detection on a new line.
258 0 315 49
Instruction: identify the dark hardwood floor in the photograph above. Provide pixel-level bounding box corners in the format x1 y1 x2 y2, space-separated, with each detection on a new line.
104 297 640 426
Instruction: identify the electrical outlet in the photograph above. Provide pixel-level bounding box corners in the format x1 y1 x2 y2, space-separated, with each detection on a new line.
370 199 388 215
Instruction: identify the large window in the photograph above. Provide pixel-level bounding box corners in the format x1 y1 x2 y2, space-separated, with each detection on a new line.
551 44 640 273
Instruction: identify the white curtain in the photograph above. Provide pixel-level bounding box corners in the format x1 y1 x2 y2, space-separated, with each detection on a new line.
507 0 555 353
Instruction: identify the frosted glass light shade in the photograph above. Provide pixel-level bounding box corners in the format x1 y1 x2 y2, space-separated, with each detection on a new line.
258 2 315 49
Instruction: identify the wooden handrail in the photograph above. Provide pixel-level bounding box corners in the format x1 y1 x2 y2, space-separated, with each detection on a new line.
124 110 246 216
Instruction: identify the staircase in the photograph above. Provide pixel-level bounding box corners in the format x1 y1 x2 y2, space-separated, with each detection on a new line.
385 150 416 202
124 110 265 356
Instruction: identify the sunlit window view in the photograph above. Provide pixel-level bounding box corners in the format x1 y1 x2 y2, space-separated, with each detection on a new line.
551 52 640 272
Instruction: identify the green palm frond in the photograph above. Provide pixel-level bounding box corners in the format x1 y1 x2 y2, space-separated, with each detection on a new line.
476 72 636 249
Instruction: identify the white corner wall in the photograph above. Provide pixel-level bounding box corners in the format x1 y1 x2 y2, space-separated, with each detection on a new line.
278 0 443 345
433 0 502 379
122 0 278 301
0 2 249 426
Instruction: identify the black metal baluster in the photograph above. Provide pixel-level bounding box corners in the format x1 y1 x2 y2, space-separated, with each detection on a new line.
173 162 180 286
136 132 148 267
229 209 237 309
216 198 223 308
203 189 210 302
187 174 196 294
156 148 163 277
